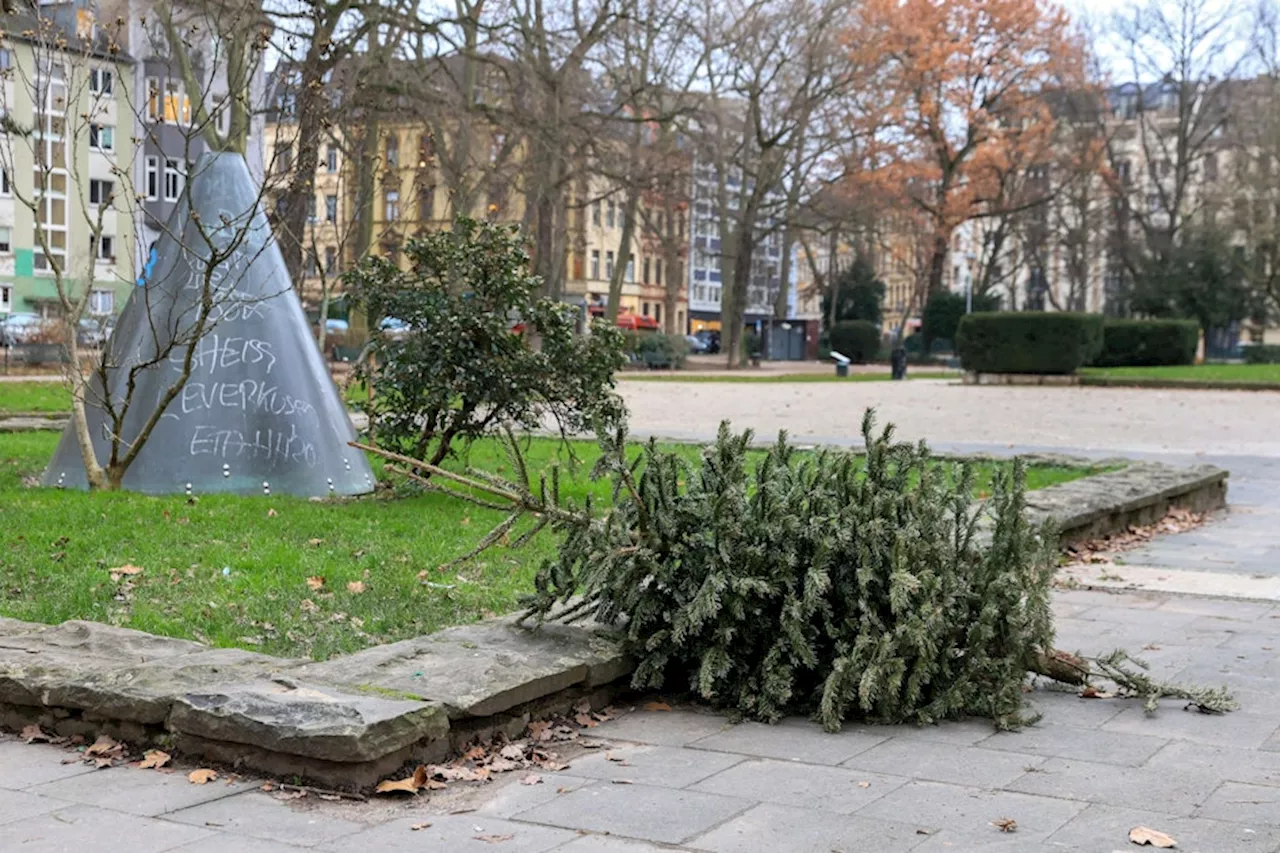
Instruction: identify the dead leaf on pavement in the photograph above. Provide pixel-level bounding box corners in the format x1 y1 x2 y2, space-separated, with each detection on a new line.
643 701 671 712
499 744 524 761
306 576 326 590
347 581 366 594
85 735 120 757
474 835 514 843
1080 686 1115 699
464 745 488 761
527 721 552 741
1129 826 1177 848
520 774 543 786
375 765 429 794
20 724 49 744
612 779 634 785
575 713 598 728
410 822 432 831
991 818 1017 833
138 750 171 769
556 786 571 793
857 781 871 789
188 769 218 785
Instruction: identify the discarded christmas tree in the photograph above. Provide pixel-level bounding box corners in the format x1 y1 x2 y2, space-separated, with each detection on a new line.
360 411 1236 728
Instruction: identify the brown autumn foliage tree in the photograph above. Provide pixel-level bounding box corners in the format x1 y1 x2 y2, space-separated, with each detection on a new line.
855 0 1088 296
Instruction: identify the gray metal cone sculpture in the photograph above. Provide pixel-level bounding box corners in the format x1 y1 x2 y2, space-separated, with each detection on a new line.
42 153 375 496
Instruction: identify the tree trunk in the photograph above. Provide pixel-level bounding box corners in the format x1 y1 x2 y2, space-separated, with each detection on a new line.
663 247 683 335
774 223 793 320
606 184 641 321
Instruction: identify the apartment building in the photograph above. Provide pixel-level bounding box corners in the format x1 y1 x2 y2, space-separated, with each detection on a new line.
0 5 135 320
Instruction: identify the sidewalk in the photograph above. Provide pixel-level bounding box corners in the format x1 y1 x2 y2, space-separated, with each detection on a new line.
2 587 1278 852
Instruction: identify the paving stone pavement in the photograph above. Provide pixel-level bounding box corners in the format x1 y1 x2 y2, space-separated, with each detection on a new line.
3 587 1280 852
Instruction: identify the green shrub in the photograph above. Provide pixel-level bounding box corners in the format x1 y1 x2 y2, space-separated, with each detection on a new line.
1243 344 1280 364
956 312 1104 374
625 332 689 368
1093 320 1198 367
346 217 627 465
828 321 881 363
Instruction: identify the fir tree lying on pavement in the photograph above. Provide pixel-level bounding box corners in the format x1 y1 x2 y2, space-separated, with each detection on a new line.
357 410 1236 730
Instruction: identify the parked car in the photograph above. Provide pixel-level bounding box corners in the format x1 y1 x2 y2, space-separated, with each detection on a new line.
379 316 410 339
685 334 710 354
0 313 48 346
693 329 721 355
78 317 114 347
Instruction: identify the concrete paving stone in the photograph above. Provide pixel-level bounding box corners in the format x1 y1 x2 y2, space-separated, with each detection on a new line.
688 717 888 765
866 718 999 747
29 764 254 817
1196 781 1280 827
0 788 66 826
842 738 1044 788
1220 632 1280 653
1005 757 1222 816
552 835 686 852
1049 600 1093 620
857 781 1086 840
563 744 742 789
684 801 930 853
1050 589 1166 610
1156 598 1277 621
168 836 312 853
1170 666 1280 712
1024 689 1127 727
0 740 99 789
593 708 732 747
1146 740 1280 787
165 790 370 846
976 722 1169 767
512 779 752 845
3 804 213 853
1102 704 1280 750
473 772 592 819
317 814 577 853
1041 803 1280 852
689 757 909 814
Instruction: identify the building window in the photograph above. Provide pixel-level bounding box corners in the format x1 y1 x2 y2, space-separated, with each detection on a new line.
97 234 114 260
654 303 662 324
642 302 649 316
643 257 650 284
164 159 182 202
215 101 230 137
88 289 115 315
606 199 615 228
325 194 337 223
592 202 601 226
417 133 433 167
89 179 113 205
274 143 292 175
165 79 190 124
305 249 318 276
0 49 10 70
326 145 338 173
0 284 9 312
626 257 634 282
384 190 400 221
89 124 113 151
89 68 113 95
1 169 11 196
591 249 600 279
146 77 161 120
306 194 317 223
487 182 507 216
144 157 159 201
0 227 10 252
655 259 663 287
324 246 337 274
605 250 615 279
384 135 399 168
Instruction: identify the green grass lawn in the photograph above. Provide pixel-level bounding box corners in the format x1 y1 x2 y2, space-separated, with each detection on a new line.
1081 364 1280 385
0 431 1096 660
619 371 956 383
0 381 71 414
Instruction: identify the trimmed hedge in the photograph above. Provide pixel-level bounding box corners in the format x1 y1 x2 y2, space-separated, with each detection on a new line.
956 312 1104 375
828 320 881 364
1093 320 1198 367
1244 344 1280 365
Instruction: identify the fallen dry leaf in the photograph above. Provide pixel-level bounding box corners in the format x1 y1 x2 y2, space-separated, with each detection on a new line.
474 835 514 844
499 744 524 761
347 581 366 594
643 701 672 712
108 563 144 578
556 786 571 793
85 735 120 757
20 724 49 744
486 757 522 773
188 769 218 785
1129 826 1177 848
1080 686 1115 700
520 774 543 785
138 750 171 770
308 538 324 546
857 781 871 789
300 599 319 613
267 508 278 517
306 576 326 590
375 765 428 794
575 713 599 728
612 779 634 785
410 822 432 831
527 721 552 741
464 745 488 761
991 817 1017 833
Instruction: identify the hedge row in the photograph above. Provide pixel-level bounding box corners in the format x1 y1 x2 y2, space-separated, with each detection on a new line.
1244 344 1280 364
956 313 1104 375
957 314 1202 374
1094 320 1198 367
828 320 881 364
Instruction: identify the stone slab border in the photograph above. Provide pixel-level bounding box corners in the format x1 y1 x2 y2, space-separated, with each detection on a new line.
1079 375 1280 392
963 372 1081 386
0 447 1227 788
